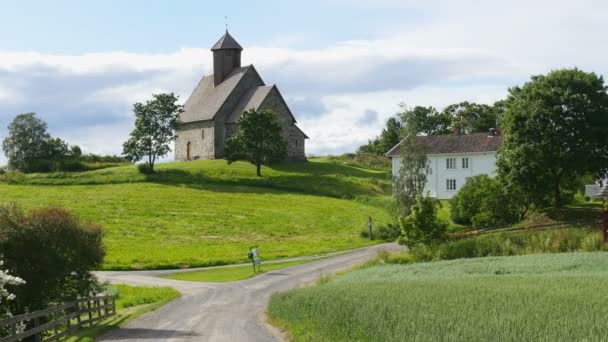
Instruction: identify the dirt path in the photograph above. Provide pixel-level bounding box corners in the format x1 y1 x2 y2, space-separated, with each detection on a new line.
95 243 401 342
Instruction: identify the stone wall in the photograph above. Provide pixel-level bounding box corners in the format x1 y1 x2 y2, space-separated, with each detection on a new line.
175 120 215 161
259 87 307 160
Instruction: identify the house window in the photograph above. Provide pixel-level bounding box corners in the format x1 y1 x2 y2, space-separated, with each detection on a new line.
462 157 469 169
446 158 456 169
446 179 457 191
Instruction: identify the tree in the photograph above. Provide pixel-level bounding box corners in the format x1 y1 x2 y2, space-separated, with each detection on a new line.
0 204 104 313
398 196 447 247
122 93 183 173
357 116 403 155
224 109 287 177
2 113 50 172
497 68 608 208
393 129 431 216
399 104 451 135
442 101 500 134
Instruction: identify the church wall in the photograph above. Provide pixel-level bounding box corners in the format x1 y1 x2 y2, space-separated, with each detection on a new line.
175 120 215 161
259 89 306 160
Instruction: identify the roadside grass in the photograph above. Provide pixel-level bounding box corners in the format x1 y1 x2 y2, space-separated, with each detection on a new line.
437 200 464 230
269 252 608 341
67 284 180 342
0 159 393 270
163 258 325 282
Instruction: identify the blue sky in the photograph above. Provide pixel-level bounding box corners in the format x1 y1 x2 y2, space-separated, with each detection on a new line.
1 0 607 164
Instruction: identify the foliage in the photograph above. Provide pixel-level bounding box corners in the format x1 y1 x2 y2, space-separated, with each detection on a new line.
443 101 501 134
392 130 430 216
0 260 25 331
0 204 105 313
497 68 608 208
224 109 287 177
398 196 447 247
450 175 527 227
122 93 183 173
0 159 392 270
357 116 403 155
398 104 451 135
325 153 391 171
269 252 608 341
408 228 606 262
137 163 153 174
2 113 51 172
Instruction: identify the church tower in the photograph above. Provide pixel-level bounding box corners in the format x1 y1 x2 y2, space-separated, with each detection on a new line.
211 31 243 86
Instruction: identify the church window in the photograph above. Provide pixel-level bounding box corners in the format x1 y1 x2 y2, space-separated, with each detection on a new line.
295 140 298 147
201 130 205 139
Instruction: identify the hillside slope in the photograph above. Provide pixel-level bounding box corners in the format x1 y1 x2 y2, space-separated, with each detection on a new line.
0 158 394 270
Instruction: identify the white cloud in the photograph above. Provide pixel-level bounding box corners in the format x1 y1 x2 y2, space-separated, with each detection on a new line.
1 0 608 164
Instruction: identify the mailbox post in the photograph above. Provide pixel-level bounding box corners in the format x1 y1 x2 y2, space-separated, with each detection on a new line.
248 246 261 272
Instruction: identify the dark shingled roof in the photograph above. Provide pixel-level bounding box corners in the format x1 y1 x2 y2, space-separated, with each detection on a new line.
386 133 503 156
211 31 243 51
226 86 274 123
180 65 263 123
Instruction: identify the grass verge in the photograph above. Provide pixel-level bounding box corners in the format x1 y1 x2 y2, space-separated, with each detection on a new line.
162 258 325 282
269 252 608 341
66 284 180 342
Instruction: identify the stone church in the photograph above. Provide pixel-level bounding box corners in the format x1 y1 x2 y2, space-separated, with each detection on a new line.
175 31 308 161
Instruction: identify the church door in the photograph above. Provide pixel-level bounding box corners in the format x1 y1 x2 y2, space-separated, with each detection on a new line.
186 142 192 161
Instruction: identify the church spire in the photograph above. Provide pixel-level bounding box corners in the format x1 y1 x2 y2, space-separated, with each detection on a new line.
211 31 243 86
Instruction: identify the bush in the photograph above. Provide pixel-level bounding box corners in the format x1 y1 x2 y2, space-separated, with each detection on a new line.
376 223 401 241
326 153 390 170
450 175 524 228
0 171 25 183
398 196 447 247
0 203 105 313
0 167 5 175
406 228 606 263
138 163 153 174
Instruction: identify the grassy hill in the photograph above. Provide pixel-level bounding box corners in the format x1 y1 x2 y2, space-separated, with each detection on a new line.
269 252 608 341
0 158 395 270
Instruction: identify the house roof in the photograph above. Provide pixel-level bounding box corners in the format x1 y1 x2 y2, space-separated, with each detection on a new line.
180 65 263 123
211 31 243 51
226 86 274 123
386 132 503 156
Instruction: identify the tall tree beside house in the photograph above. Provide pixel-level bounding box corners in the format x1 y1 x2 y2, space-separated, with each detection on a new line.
393 129 432 216
358 116 403 155
399 104 452 135
123 93 183 173
443 101 501 134
2 113 51 172
497 68 608 208
224 109 287 177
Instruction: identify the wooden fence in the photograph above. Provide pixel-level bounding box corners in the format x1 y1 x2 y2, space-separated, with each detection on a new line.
0 295 115 342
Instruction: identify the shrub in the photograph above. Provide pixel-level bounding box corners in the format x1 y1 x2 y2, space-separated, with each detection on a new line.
376 223 401 241
398 196 447 247
138 162 153 174
405 228 606 263
0 171 25 184
450 175 525 228
0 203 105 313
0 167 5 175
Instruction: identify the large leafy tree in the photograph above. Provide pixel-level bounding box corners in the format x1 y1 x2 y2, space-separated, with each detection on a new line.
122 93 183 173
224 109 287 177
497 68 608 208
399 105 451 135
2 113 50 171
443 101 500 134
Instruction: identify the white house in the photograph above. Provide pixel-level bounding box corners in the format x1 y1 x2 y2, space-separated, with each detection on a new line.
386 130 503 199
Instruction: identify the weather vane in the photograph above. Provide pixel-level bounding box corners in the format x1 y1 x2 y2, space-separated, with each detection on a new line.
225 16 228 31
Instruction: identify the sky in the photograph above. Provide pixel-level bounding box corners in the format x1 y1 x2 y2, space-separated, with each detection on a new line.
1 0 608 164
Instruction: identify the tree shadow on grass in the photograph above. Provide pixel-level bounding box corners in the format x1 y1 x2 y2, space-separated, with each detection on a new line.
144 168 390 199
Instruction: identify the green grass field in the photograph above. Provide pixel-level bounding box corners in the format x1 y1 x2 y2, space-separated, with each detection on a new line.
163 257 325 282
269 252 608 341
67 284 180 342
0 158 394 270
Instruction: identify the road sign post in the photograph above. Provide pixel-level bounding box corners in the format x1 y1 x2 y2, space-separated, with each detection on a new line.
248 246 261 272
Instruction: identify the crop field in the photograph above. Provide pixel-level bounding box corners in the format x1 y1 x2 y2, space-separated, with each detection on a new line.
0 158 394 270
269 252 608 341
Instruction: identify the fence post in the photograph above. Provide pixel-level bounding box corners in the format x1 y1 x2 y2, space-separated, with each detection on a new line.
34 317 41 342
87 300 92 326
97 299 102 319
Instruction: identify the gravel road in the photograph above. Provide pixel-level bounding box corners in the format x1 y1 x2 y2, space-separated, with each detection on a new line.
95 243 400 342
